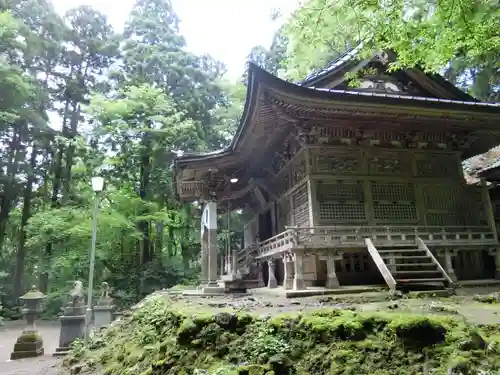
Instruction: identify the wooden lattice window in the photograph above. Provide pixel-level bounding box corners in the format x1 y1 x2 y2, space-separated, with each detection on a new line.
319 202 366 221
317 180 366 222
372 182 414 201
426 213 462 226
371 182 417 222
373 202 417 221
423 185 461 211
422 184 469 225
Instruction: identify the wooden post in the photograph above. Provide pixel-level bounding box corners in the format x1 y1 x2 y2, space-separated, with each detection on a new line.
293 250 306 290
481 178 498 240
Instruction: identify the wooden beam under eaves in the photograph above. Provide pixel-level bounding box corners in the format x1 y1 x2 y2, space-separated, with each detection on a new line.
253 186 267 209
249 178 277 201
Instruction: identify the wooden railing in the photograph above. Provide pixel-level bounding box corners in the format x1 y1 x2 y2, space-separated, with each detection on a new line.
416 237 454 289
254 225 496 259
258 231 296 257
365 238 397 293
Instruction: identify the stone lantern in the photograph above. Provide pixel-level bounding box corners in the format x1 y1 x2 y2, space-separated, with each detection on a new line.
10 285 46 360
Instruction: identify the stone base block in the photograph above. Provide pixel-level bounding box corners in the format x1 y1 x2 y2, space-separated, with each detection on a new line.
10 336 44 360
202 286 226 294
268 278 278 289
220 279 248 294
94 306 114 330
183 286 227 296
54 314 85 355
326 277 340 289
293 278 305 291
220 273 241 282
53 347 70 357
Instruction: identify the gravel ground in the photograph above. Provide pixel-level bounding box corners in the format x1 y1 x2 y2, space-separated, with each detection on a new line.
0 321 63 375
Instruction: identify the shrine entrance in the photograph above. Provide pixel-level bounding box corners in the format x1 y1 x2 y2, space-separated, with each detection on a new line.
315 259 328 287
258 209 273 241
275 258 284 286
262 260 269 287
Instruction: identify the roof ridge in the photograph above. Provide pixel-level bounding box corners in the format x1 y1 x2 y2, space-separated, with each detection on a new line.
296 43 365 86
308 87 500 107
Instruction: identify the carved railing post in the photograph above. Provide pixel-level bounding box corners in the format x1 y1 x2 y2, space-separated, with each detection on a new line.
291 226 300 247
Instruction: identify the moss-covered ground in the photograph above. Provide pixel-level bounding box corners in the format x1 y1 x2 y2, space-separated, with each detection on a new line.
63 289 500 375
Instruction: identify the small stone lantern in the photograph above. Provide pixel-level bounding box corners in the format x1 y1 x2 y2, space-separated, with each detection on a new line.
10 285 46 360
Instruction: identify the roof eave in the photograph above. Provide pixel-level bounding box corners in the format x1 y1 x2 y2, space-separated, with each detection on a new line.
174 62 267 167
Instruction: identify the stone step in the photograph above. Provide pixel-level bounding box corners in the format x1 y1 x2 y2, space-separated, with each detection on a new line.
396 277 446 283
393 269 441 275
382 255 431 260
377 248 423 253
392 263 436 268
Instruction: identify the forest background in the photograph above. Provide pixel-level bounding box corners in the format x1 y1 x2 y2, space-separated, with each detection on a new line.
0 0 498 319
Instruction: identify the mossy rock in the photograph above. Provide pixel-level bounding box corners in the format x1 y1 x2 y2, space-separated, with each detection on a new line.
62 295 500 375
237 364 271 375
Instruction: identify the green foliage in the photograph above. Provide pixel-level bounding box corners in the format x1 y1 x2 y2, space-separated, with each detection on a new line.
64 296 500 375
283 0 500 100
0 0 240 316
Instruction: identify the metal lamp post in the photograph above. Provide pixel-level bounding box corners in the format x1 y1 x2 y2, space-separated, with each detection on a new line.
83 176 104 345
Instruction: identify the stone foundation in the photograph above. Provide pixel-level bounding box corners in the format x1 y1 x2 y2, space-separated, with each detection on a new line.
10 331 44 360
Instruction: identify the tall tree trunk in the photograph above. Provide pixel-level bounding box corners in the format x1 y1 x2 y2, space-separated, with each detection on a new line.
138 128 152 263
0 128 21 252
63 102 81 200
39 99 69 293
12 142 38 298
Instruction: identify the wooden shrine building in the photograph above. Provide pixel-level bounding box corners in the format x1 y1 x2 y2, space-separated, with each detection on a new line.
173 48 500 292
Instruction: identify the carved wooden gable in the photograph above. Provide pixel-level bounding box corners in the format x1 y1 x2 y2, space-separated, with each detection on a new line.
322 60 430 97
302 51 473 101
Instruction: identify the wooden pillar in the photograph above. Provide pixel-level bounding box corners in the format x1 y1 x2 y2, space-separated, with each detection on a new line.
414 183 427 226
364 180 374 225
293 250 306 290
201 230 208 284
203 202 219 287
481 178 498 239
488 248 500 279
282 253 294 290
271 203 277 236
324 253 342 289
307 178 318 227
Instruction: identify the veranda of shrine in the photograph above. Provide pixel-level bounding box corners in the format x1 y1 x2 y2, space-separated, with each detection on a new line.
173 52 500 293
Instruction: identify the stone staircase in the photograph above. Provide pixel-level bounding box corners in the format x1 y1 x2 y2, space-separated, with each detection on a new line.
366 238 454 292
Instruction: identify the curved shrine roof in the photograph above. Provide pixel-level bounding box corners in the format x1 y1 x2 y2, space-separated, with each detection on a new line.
173 58 500 207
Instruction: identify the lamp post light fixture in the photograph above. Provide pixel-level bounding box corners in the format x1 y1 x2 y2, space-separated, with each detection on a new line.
230 178 238 184
84 176 104 345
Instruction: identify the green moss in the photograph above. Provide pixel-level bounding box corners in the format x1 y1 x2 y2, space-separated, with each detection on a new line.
473 293 500 304
18 331 42 342
63 295 500 375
